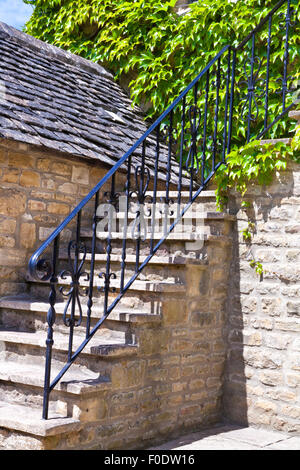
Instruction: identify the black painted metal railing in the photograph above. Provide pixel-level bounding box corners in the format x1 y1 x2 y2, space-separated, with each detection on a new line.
28 0 299 419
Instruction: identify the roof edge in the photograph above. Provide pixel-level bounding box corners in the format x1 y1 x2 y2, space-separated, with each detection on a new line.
0 21 114 81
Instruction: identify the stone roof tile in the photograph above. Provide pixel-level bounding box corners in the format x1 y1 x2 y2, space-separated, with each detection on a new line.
0 22 190 187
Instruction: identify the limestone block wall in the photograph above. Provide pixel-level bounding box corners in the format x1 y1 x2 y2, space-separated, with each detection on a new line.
0 140 113 296
0 139 181 298
224 160 300 434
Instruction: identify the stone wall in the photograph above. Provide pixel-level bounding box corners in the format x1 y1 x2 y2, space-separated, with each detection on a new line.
0 140 113 296
224 160 300 434
0 137 236 449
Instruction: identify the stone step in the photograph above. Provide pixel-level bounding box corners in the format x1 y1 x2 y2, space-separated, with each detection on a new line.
59 252 209 267
0 328 138 359
289 110 300 122
0 401 82 439
80 226 233 242
0 295 160 321
260 137 292 146
0 295 162 336
145 190 217 199
107 210 231 220
25 276 186 316
0 357 111 396
26 274 186 294
57 252 209 287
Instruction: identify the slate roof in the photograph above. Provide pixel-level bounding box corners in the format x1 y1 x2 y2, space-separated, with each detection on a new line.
0 22 187 186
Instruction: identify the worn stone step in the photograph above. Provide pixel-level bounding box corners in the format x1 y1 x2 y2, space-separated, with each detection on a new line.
0 328 138 359
82 229 210 241
0 295 162 330
108 210 232 221
0 357 111 396
59 252 209 267
26 274 186 294
81 224 233 242
25 277 186 318
0 401 82 439
145 190 217 199
57 253 209 287
0 294 161 324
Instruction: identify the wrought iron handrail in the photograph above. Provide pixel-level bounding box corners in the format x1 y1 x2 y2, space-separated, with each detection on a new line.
27 0 298 419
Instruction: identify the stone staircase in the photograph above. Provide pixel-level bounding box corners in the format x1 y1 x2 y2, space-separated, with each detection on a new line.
0 110 299 449
0 189 235 450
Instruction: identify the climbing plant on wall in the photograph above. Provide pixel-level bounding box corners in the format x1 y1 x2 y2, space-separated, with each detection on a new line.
24 0 299 188
24 1 299 124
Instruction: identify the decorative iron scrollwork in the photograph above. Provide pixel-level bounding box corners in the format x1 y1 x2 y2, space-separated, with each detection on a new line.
185 105 201 174
130 164 153 241
59 240 89 328
103 189 121 208
207 135 223 159
278 7 296 30
276 74 296 96
240 56 266 122
35 258 53 281
98 272 117 294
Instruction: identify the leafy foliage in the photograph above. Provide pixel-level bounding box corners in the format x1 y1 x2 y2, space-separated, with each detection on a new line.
24 1 299 129
24 0 299 183
215 133 300 211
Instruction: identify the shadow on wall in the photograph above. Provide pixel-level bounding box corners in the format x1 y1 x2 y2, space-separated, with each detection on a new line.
222 163 299 431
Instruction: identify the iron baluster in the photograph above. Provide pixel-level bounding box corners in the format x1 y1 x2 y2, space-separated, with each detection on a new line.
99 174 117 315
86 191 99 338
136 141 145 272
166 110 174 204
177 96 186 219
160 111 175 236
120 156 132 292
227 48 236 154
42 234 60 420
187 83 201 201
202 69 210 185
212 57 221 170
282 0 292 111
279 0 296 112
247 33 256 143
222 47 232 163
264 15 272 130
150 127 160 255
60 211 89 362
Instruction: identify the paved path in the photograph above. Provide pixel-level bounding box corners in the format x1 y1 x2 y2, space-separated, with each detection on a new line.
149 424 300 450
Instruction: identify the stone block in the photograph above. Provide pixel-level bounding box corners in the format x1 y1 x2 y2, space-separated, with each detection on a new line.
263 333 290 350
58 182 78 194
0 235 15 248
0 189 26 217
8 152 35 169
51 162 72 177
72 398 107 422
259 370 283 386
47 202 70 216
111 361 146 389
28 200 47 212
20 223 36 249
72 166 89 185
2 168 19 183
20 170 40 188
261 297 282 316
0 218 16 234
286 301 300 316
